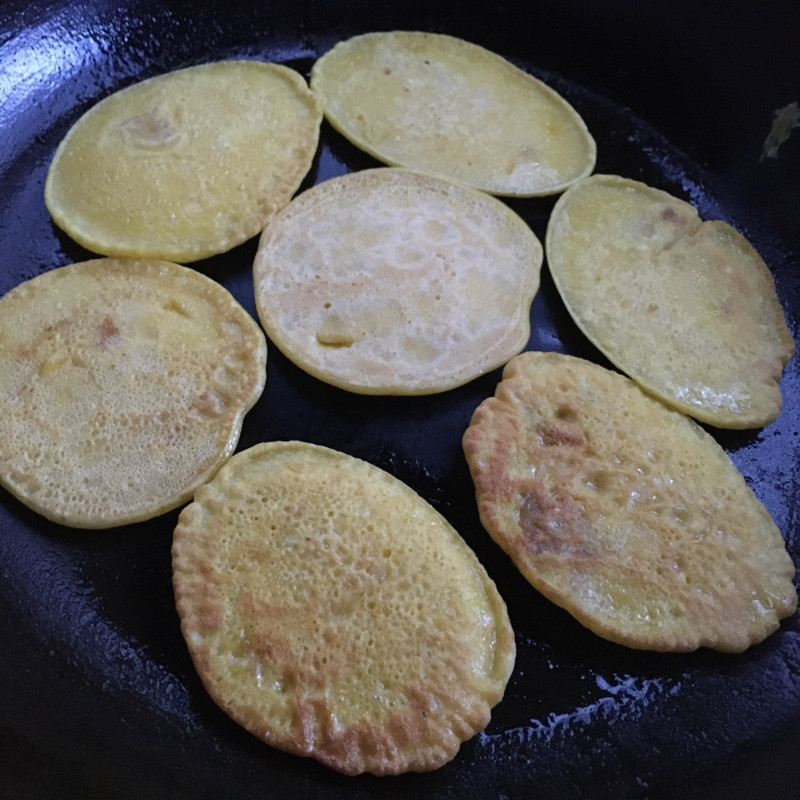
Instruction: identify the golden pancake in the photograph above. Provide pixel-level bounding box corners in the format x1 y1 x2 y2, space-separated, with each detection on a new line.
545 174 795 429
310 31 596 196
44 60 322 263
253 167 542 394
0 258 267 528
172 441 515 775
463 351 797 653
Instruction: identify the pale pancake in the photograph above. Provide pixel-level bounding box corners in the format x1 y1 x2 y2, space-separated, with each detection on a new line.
545 174 795 429
463 351 797 653
310 31 596 196
44 60 322 263
0 259 267 528
172 441 515 775
253 167 542 394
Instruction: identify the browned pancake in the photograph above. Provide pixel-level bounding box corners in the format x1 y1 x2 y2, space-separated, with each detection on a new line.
463 350 797 652
172 441 515 774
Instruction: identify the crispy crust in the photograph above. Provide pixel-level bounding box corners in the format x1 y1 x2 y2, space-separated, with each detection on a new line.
463 351 797 652
172 441 515 775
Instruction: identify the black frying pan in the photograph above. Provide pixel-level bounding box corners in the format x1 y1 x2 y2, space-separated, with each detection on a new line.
1 1 799 798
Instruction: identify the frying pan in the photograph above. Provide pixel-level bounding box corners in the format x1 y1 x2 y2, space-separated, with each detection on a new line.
1 0 798 797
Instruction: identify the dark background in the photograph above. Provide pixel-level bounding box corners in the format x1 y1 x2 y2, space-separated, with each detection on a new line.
1 1 799 798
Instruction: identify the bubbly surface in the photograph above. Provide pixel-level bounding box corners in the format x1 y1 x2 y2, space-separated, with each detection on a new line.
172 441 515 775
311 31 596 196
0 259 267 528
463 351 797 652
253 167 542 394
545 174 795 428
45 60 322 262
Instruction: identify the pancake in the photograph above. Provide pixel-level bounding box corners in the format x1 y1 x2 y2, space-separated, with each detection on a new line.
310 31 596 196
253 167 542 394
463 350 798 653
545 174 795 429
0 258 267 528
44 60 322 263
172 441 515 775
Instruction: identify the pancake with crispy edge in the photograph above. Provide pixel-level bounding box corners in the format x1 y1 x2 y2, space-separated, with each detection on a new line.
463 350 797 652
172 440 516 775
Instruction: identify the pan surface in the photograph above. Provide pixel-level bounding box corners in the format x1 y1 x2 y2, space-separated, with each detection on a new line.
1 1 799 798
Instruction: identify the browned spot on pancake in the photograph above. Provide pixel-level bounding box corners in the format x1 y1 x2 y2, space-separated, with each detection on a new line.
518 484 592 558
659 205 683 224
191 388 226 418
554 402 579 421
97 315 120 348
538 421 585 447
